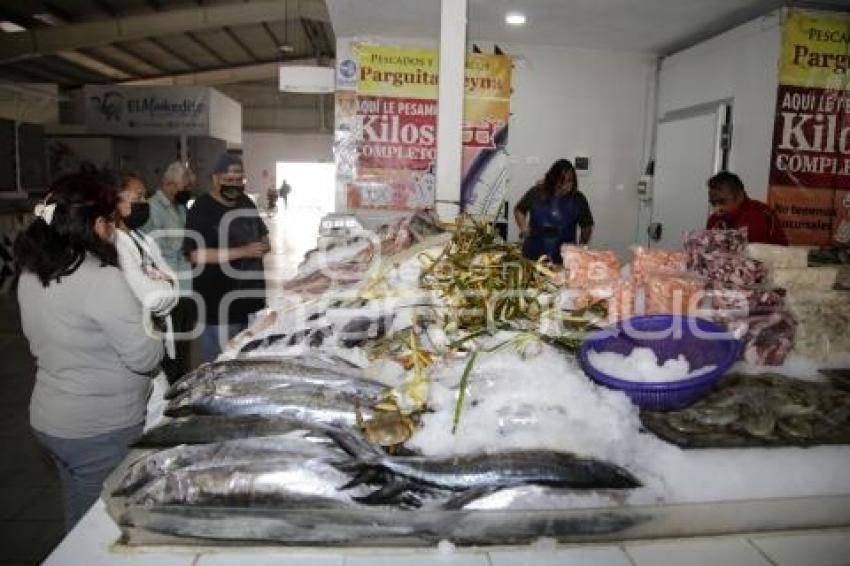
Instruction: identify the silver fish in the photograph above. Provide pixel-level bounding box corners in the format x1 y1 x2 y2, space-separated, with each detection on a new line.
166 357 376 400
128 457 369 508
114 432 343 497
164 382 374 427
134 415 338 448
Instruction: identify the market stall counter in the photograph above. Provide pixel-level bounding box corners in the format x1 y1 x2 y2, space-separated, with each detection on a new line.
64 216 850 557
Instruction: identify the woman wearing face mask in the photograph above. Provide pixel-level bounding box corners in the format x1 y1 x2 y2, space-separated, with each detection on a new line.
15 172 163 532
514 159 595 264
112 172 180 322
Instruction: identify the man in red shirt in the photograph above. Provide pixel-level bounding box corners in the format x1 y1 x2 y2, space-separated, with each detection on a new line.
706 171 788 245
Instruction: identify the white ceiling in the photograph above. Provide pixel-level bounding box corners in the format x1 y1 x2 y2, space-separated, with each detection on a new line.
326 0 849 55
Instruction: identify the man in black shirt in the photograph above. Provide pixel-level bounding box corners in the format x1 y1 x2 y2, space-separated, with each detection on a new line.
183 153 270 362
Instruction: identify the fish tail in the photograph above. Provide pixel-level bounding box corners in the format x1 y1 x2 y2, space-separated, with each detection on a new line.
325 428 383 461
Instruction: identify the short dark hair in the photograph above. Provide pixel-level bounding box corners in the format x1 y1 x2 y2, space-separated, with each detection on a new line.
707 171 745 195
15 172 118 286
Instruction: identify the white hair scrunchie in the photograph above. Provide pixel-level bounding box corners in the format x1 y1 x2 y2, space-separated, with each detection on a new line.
34 202 57 225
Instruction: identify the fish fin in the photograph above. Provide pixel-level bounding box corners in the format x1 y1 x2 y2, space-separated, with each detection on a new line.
353 477 411 506
442 486 501 510
325 429 383 460
338 467 381 490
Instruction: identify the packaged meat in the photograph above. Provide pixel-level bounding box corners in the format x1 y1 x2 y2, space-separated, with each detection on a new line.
561 246 620 288
644 273 706 315
768 267 839 291
683 228 748 271
787 289 850 361
631 247 686 285
736 311 796 366
746 243 809 270
702 253 767 289
706 287 786 316
607 280 634 323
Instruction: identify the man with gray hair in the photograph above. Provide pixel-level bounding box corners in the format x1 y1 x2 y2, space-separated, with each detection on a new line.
142 161 196 382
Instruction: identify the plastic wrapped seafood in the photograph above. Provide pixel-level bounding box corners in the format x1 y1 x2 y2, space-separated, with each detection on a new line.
562 246 620 288
768 267 839 292
706 287 786 315
607 280 634 323
727 311 796 366
787 289 850 362
644 273 706 315
631 247 686 285
746 243 809 270
702 253 767 289
683 228 748 272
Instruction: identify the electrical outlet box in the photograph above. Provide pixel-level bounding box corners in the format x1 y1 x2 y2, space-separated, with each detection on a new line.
574 155 590 175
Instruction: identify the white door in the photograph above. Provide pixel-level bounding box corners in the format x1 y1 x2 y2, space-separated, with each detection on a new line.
652 104 728 249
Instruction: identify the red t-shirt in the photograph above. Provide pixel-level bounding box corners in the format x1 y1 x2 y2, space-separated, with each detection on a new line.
706 198 788 245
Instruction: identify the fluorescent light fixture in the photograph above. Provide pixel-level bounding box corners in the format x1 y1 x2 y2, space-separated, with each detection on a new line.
0 21 26 32
505 12 526 26
279 65 335 93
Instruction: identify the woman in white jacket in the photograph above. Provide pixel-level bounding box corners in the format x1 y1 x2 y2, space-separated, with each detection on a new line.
111 172 181 424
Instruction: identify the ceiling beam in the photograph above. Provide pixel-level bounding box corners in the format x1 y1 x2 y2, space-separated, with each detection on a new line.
223 26 260 62
78 48 143 78
40 1 75 22
0 6 42 28
261 21 282 49
148 37 196 70
0 0 329 64
94 0 119 18
300 17 319 57
55 51 133 81
184 31 227 65
107 43 165 74
121 57 327 86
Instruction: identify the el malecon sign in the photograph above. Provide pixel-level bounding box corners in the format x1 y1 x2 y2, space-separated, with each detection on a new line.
768 10 850 245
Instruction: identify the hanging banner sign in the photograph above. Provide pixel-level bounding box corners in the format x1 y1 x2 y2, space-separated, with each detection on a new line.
767 10 850 245
341 43 512 214
84 85 210 136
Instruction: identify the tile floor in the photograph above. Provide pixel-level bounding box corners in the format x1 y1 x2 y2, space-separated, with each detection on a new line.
0 295 65 565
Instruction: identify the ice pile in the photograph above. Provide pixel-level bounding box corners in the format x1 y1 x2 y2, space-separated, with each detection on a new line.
408 333 645 467
588 347 716 383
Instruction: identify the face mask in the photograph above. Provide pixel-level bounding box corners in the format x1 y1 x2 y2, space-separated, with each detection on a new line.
175 189 192 205
125 202 150 230
220 184 244 202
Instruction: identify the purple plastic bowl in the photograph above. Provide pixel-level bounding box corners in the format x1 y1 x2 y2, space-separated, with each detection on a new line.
578 315 740 411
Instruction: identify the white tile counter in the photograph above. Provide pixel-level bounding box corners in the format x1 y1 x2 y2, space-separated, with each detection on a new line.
44 500 850 566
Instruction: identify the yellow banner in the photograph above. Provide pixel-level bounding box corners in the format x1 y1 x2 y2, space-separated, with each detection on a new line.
355 44 439 99
779 11 850 89
355 44 512 101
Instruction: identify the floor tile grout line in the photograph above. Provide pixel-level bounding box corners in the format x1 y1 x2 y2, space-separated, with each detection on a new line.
620 543 639 566
746 538 779 566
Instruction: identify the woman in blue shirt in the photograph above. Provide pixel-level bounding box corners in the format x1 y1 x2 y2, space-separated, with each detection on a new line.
514 159 594 264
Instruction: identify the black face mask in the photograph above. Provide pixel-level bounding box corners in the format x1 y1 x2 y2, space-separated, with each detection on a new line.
174 189 192 205
125 202 150 230
220 184 244 202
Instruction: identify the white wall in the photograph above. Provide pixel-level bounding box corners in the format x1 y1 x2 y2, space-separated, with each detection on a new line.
335 37 656 256
498 42 657 259
656 10 782 202
242 132 333 194
209 89 243 146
